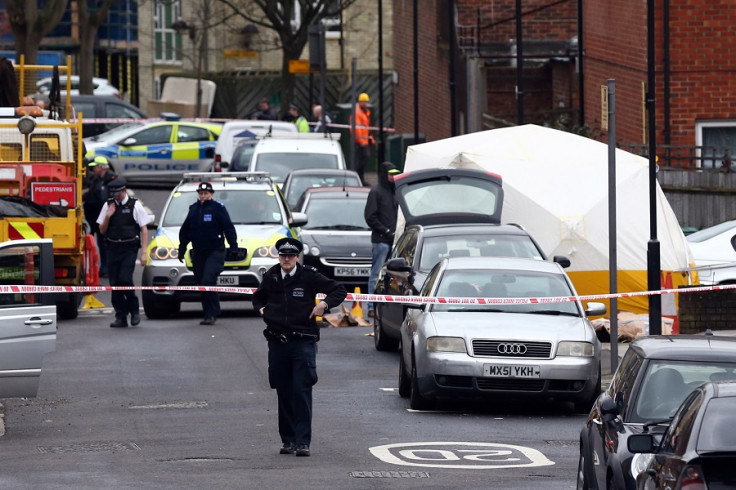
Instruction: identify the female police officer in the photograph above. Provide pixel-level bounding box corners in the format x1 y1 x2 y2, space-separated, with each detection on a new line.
252 237 347 457
178 182 238 325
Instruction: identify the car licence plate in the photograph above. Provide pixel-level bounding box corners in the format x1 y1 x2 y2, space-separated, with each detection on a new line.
483 364 540 378
334 267 370 277
217 276 237 286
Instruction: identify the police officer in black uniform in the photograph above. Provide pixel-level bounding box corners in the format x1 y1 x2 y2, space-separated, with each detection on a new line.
83 155 117 276
97 179 150 328
178 182 238 325
252 237 347 457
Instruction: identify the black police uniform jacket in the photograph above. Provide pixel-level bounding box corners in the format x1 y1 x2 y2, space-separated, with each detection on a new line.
364 168 398 245
253 263 347 336
179 199 237 252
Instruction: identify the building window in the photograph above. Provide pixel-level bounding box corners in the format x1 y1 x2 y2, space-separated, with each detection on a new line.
696 121 736 169
154 0 182 63
291 0 342 32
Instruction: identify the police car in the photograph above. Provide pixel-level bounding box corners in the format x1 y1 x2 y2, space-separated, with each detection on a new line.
85 121 222 183
141 172 307 318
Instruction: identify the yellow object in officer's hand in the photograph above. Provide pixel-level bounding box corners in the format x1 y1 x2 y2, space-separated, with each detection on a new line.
351 287 363 318
315 297 323 322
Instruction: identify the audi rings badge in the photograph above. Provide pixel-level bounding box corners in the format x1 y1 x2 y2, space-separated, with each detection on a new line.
497 343 528 355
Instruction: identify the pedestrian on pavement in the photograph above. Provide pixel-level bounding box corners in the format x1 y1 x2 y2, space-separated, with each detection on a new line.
288 104 310 132
178 182 238 325
311 104 332 133
246 97 279 120
252 237 347 457
350 92 375 183
364 161 400 318
83 155 117 277
97 179 150 328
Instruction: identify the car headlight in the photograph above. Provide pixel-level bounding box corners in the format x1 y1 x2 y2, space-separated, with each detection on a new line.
308 245 320 256
557 341 594 357
255 245 278 258
630 453 654 480
149 246 178 261
426 337 466 353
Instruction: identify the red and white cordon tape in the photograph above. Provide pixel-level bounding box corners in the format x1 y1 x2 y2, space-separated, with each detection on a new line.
1 283 734 305
72 118 395 133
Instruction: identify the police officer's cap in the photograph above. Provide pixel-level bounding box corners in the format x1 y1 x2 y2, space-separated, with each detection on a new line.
108 178 126 196
197 182 215 193
275 237 302 256
88 155 109 167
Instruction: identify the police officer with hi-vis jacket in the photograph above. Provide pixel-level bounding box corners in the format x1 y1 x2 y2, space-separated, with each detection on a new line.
178 182 238 325
252 237 347 457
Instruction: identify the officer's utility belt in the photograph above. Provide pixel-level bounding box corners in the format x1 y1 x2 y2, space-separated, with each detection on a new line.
263 329 319 343
104 236 140 247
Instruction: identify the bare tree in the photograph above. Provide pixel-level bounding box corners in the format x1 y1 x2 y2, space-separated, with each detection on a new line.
4 0 68 65
216 0 358 110
76 0 118 95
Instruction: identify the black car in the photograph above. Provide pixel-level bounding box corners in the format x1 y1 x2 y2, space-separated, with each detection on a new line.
295 186 372 291
578 333 736 490
628 380 736 490
282 168 362 209
66 95 147 138
373 167 568 351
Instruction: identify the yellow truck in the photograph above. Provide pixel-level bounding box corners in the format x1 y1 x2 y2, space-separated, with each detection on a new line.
0 58 87 319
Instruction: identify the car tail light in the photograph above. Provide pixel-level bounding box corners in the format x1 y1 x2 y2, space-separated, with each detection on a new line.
214 154 221 172
678 465 707 490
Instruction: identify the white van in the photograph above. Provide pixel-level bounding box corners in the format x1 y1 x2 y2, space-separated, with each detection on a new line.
213 120 297 171
249 133 346 184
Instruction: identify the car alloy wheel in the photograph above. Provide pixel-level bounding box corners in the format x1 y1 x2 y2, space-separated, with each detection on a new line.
374 306 399 351
409 355 434 410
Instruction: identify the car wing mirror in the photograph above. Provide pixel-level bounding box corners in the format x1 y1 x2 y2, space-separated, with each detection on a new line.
553 255 571 268
289 212 308 228
627 433 656 453
585 302 607 316
386 257 412 273
122 137 137 146
599 393 620 423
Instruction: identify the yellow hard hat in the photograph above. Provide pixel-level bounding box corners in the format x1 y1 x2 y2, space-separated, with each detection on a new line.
358 93 370 102
88 155 109 167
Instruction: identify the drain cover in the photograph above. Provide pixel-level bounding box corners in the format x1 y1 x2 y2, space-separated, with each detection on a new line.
350 471 430 478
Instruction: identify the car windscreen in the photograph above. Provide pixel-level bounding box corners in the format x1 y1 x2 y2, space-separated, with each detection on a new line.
686 220 736 243
230 142 257 171
431 268 579 315
633 361 736 422
418 234 544 272
255 153 339 182
162 189 282 226
302 196 369 230
287 174 362 207
697 397 736 452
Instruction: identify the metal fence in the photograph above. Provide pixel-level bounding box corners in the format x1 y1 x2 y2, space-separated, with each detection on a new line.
618 143 734 172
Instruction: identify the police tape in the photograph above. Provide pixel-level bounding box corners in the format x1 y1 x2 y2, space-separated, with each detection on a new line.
72 118 396 132
1 283 734 305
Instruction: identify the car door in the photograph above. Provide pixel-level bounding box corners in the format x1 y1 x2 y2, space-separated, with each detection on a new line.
380 229 419 336
0 239 57 398
114 123 173 181
171 123 219 176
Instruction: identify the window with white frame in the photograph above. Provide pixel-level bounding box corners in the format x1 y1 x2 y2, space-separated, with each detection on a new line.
696 121 736 169
291 0 342 32
154 0 183 63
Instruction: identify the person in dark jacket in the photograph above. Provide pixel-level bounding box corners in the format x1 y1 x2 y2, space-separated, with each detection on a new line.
252 237 347 457
363 161 400 317
97 179 150 328
83 155 117 276
178 182 238 325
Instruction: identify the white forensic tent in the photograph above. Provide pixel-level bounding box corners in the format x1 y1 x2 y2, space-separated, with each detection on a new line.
403 124 695 314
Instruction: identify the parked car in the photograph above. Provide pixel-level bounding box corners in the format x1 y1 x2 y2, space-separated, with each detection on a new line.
85 121 222 183
295 186 371 290
628 380 736 490
374 167 570 351
249 133 346 184
66 95 147 138
36 75 120 97
398 256 605 411
577 332 736 490
282 168 362 209
212 119 298 172
686 219 736 285
0 239 57 398
141 172 306 318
